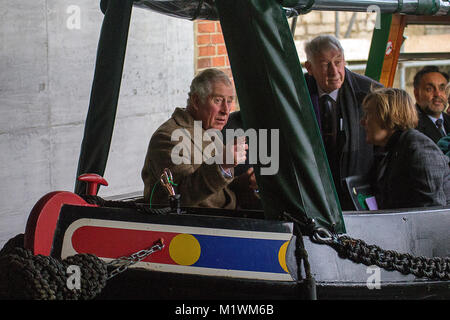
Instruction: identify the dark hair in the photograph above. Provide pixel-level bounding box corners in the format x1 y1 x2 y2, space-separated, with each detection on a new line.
413 65 449 89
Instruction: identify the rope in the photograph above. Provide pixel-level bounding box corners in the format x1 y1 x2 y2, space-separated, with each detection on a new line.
0 234 108 300
0 194 174 299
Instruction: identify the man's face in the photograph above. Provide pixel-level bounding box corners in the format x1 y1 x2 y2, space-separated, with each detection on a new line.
414 72 448 118
305 48 346 93
193 81 234 130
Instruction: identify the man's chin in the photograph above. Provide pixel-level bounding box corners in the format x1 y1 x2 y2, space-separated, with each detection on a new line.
324 82 342 92
211 125 225 131
214 121 227 130
430 104 445 114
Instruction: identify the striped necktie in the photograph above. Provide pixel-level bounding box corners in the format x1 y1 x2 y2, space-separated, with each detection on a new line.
435 118 446 137
320 95 337 144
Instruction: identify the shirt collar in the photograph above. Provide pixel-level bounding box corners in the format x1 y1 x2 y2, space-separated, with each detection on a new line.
317 87 339 102
427 113 444 124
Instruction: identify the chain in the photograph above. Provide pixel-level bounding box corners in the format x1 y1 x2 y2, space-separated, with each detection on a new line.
310 231 450 281
106 239 165 279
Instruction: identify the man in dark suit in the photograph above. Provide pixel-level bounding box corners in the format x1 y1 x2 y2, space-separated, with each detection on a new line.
303 35 382 210
414 66 450 144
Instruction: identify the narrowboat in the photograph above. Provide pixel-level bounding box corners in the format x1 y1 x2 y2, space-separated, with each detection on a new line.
1 0 449 300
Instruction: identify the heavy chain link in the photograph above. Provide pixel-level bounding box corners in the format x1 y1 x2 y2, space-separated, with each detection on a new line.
107 239 165 279
311 231 450 281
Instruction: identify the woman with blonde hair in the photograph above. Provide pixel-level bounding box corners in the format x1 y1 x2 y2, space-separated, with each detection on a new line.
360 87 450 209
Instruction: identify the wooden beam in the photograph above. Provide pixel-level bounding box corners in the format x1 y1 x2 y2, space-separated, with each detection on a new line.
405 16 450 25
379 14 406 87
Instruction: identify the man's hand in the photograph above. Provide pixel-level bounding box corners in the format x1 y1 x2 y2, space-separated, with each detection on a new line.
244 167 258 190
230 166 261 209
231 167 259 193
221 136 248 171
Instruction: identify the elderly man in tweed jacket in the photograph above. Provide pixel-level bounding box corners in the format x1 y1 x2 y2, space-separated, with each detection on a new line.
141 68 247 209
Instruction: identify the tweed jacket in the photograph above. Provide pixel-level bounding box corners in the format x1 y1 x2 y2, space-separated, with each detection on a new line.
141 108 237 209
375 129 450 210
416 105 450 144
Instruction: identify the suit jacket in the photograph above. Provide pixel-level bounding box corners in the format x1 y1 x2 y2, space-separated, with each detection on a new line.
416 105 450 144
141 108 237 209
375 129 450 210
305 68 381 209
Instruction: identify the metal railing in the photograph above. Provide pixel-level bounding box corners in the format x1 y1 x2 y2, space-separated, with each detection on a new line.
285 0 450 16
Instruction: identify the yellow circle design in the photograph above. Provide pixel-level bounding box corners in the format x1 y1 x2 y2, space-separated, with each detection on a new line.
278 241 289 273
169 234 201 266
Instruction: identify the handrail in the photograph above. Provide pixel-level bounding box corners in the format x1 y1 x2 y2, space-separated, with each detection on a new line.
283 0 450 15
132 0 450 20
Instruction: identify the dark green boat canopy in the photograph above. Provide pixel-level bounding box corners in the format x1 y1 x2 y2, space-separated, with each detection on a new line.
215 0 345 233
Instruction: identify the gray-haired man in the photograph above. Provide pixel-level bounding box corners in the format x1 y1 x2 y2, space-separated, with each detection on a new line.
141 68 247 209
304 35 381 210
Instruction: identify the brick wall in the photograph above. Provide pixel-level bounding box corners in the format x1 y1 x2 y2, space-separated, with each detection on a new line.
193 13 377 77
195 20 231 76
194 20 235 109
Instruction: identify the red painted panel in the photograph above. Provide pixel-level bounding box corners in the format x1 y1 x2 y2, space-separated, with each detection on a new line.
71 226 177 264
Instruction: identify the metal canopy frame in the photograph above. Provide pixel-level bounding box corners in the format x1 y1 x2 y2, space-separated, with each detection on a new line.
131 0 450 19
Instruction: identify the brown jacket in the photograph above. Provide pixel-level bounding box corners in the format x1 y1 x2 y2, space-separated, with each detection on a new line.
141 108 237 209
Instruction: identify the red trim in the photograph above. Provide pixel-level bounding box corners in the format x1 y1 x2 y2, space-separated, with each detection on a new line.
24 191 95 255
71 226 175 264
